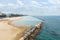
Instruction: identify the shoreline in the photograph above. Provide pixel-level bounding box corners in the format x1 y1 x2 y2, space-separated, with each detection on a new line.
0 16 42 40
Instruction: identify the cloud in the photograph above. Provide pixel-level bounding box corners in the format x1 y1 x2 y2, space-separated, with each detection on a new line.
31 1 42 7
7 3 15 8
0 0 60 16
0 3 6 8
41 2 48 5
7 3 19 9
48 0 60 4
7 3 14 7
17 0 24 6
0 0 24 9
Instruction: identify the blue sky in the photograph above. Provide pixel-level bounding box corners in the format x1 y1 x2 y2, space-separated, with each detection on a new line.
0 0 60 16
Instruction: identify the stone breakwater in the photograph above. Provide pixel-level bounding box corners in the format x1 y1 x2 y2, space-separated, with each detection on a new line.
19 22 42 40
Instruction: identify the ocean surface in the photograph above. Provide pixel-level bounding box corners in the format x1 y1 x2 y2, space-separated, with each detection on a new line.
34 16 60 40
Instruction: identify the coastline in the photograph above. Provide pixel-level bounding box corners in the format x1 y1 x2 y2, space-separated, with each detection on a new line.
0 16 42 40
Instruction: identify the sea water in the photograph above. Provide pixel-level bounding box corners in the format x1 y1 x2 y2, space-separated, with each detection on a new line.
11 16 42 26
11 16 60 40
34 16 60 40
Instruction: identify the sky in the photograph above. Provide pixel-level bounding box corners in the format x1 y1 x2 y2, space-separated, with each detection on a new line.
0 0 60 16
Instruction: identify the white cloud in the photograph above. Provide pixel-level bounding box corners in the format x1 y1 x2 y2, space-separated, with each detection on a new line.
17 0 24 6
7 3 20 9
48 0 60 4
7 3 15 8
0 0 60 16
0 0 25 9
41 2 48 5
0 4 4 6
0 3 18 9
0 3 6 8
32 1 42 7
7 3 15 7
0 3 15 8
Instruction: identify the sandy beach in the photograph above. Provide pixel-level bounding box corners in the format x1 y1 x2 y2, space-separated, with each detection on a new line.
0 17 28 40
0 16 42 40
